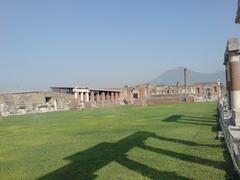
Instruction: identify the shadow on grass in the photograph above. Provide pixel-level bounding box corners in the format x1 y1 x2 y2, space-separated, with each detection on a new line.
152 134 221 148
182 115 216 122
39 131 227 180
163 115 216 126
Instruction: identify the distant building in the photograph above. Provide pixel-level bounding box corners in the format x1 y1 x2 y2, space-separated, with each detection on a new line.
121 81 222 105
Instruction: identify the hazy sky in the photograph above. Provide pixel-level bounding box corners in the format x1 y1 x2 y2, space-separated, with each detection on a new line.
1 0 240 91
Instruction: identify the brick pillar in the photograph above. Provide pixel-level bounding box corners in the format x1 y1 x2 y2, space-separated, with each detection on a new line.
229 55 240 111
106 92 110 101
111 92 114 101
225 38 240 127
101 92 105 102
115 92 119 101
118 93 120 100
96 92 100 102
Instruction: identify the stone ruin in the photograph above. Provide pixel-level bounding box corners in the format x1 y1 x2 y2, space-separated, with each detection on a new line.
0 79 223 117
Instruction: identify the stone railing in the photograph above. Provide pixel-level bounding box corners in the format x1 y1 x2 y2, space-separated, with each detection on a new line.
218 100 240 175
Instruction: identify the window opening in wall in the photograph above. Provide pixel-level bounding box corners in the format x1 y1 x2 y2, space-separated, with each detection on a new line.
133 93 138 99
45 97 52 103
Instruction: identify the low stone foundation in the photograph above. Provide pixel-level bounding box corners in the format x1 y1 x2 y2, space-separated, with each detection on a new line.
0 91 124 116
145 95 194 105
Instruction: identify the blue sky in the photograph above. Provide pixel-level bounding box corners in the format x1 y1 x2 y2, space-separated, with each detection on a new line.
0 0 240 91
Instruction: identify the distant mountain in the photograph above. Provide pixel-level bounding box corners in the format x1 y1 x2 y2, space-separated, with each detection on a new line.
149 67 225 85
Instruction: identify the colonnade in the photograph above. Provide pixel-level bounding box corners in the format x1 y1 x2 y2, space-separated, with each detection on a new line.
73 88 120 103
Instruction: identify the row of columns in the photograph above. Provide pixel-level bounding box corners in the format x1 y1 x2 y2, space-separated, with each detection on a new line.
93 91 120 102
74 91 89 102
75 91 120 102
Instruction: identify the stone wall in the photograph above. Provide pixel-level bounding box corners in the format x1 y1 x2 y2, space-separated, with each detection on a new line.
0 92 73 116
0 90 124 116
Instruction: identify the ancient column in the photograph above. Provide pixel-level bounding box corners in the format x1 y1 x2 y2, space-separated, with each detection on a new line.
115 92 119 101
85 93 89 102
54 100 57 110
184 68 188 101
225 62 231 109
74 92 78 99
229 57 240 110
176 81 179 94
91 92 95 102
117 92 121 101
80 92 84 102
217 81 222 99
96 92 100 102
111 92 114 101
101 92 105 101
106 92 110 101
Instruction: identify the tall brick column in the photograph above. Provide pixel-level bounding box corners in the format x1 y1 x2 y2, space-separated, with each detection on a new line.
224 38 240 126
229 56 240 110
225 39 240 110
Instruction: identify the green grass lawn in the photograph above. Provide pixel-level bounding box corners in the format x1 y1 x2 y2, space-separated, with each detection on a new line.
0 102 236 179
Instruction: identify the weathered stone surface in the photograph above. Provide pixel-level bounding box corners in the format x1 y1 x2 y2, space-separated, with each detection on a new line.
0 92 73 116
